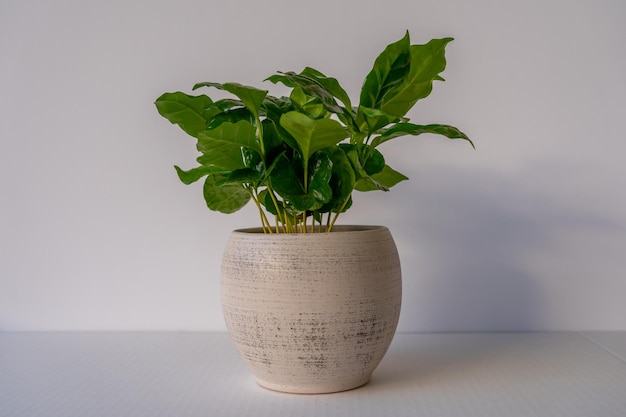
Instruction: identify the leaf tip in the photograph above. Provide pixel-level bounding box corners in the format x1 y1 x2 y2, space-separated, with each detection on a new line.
173 165 188 184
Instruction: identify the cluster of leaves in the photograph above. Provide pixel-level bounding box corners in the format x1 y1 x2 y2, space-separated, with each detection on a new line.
155 32 473 233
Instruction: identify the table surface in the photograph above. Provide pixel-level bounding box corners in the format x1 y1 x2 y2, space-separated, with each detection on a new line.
1 332 625 417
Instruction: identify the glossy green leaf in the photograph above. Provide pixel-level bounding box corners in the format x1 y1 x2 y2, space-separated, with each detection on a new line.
359 31 411 113
290 195 319 212
341 144 389 191
279 112 346 161
308 153 333 204
155 92 213 137
302 103 325 119
194 82 268 119
355 164 408 191
289 86 308 107
268 154 332 212
371 122 474 148
197 120 260 170
268 154 305 199
280 111 346 193
262 95 294 122
259 189 280 217
206 108 254 129
241 146 263 170
262 98 299 150
260 120 289 159
174 165 224 185
358 106 402 133
288 86 325 118
202 98 245 125
300 67 352 111
267 71 352 123
206 98 245 114
214 168 262 187
363 148 385 175
203 175 250 213
316 148 355 213
379 38 454 118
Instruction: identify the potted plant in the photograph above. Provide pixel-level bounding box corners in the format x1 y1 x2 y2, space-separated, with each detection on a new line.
155 31 473 394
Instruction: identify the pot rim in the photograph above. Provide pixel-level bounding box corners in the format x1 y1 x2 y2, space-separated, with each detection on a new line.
231 224 389 235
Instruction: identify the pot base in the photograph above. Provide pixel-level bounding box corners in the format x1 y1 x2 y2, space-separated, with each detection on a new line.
255 376 372 395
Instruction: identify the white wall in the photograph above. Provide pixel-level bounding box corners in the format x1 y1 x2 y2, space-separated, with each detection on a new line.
1 0 625 331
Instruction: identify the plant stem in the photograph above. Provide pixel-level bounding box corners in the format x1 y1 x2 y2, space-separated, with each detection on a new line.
266 185 285 230
249 188 272 233
326 194 352 232
282 201 293 233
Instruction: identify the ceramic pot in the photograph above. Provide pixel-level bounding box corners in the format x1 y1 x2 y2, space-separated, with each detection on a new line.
220 225 402 394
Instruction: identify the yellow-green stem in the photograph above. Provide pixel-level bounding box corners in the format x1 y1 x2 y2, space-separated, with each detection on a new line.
266 185 285 229
281 201 293 233
301 212 307 233
249 188 272 233
326 194 352 232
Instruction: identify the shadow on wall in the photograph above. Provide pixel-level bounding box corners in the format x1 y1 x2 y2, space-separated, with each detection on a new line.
391 166 623 332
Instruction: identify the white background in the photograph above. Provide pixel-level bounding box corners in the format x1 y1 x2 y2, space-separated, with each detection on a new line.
1 0 625 332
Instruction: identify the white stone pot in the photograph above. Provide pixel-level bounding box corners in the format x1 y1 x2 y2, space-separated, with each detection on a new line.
221 225 402 394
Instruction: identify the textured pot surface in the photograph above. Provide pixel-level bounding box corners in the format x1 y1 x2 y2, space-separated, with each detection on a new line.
221 225 402 394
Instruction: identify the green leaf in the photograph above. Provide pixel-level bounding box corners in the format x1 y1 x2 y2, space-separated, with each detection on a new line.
268 71 343 114
269 154 305 197
209 98 244 111
363 148 385 175
302 102 326 119
241 146 263 170
260 120 289 158
280 111 346 194
262 95 293 120
214 168 262 187
261 97 299 150
206 108 254 129
174 165 224 185
201 98 246 126
358 106 402 133
379 38 454 118
279 112 347 161
259 189 280 216
193 82 267 119
315 148 356 214
341 144 389 191
359 31 411 113
355 165 408 191
268 154 331 212
308 152 333 204
196 120 260 170
300 67 352 111
328 148 356 201
289 86 326 118
203 174 250 213
371 122 474 148
290 195 319 212
267 71 355 127
264 73 293 87
289 86 308 107
155 92 213 137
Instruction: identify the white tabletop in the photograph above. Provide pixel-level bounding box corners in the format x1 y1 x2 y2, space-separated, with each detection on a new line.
1 332 625 416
